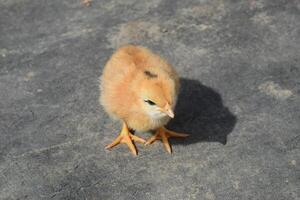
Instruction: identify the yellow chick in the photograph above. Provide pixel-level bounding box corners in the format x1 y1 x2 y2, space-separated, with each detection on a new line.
100 45 188 155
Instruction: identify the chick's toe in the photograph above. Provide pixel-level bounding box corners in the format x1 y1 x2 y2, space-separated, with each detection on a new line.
105 122 146 156
145 127 188 153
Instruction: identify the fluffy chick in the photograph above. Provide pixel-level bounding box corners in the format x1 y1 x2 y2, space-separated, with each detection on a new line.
100 45 188 155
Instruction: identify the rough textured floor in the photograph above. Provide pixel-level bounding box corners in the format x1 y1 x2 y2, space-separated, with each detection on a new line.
1 0 299 199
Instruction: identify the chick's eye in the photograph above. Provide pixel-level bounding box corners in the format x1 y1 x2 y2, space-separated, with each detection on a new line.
144 99 156 106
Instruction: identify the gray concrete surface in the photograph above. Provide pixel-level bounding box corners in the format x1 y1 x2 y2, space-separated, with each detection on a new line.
1 0 299 199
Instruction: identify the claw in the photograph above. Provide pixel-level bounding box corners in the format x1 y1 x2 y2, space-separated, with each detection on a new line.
145 127 188 153
105 123 145 156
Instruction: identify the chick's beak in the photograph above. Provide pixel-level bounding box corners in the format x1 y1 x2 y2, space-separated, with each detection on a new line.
166 109 174 118
164 104 174 118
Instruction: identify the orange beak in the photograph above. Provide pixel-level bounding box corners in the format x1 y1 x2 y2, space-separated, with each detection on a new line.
164 103 174 118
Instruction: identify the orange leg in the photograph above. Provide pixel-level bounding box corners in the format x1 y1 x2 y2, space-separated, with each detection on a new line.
105 122 146 156
145 127 188 153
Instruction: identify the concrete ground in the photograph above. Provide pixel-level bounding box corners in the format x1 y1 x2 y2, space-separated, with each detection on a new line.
1 0 299 199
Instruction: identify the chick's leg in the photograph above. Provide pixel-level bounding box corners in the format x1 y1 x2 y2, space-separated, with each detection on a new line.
145 127 188 153
105 122 146 156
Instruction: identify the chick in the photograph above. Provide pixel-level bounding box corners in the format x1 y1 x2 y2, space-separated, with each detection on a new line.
100 45 188 155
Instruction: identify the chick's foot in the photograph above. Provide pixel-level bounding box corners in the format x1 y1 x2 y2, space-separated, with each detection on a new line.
145 127 188 153
105 123 146 156
81 0 92 6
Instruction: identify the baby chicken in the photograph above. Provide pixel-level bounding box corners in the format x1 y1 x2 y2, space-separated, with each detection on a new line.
100 45 188 155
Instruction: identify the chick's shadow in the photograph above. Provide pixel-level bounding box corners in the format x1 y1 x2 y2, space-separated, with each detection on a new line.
167 78 237 145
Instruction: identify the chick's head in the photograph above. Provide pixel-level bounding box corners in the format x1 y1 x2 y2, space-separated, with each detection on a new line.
138 77 177 120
